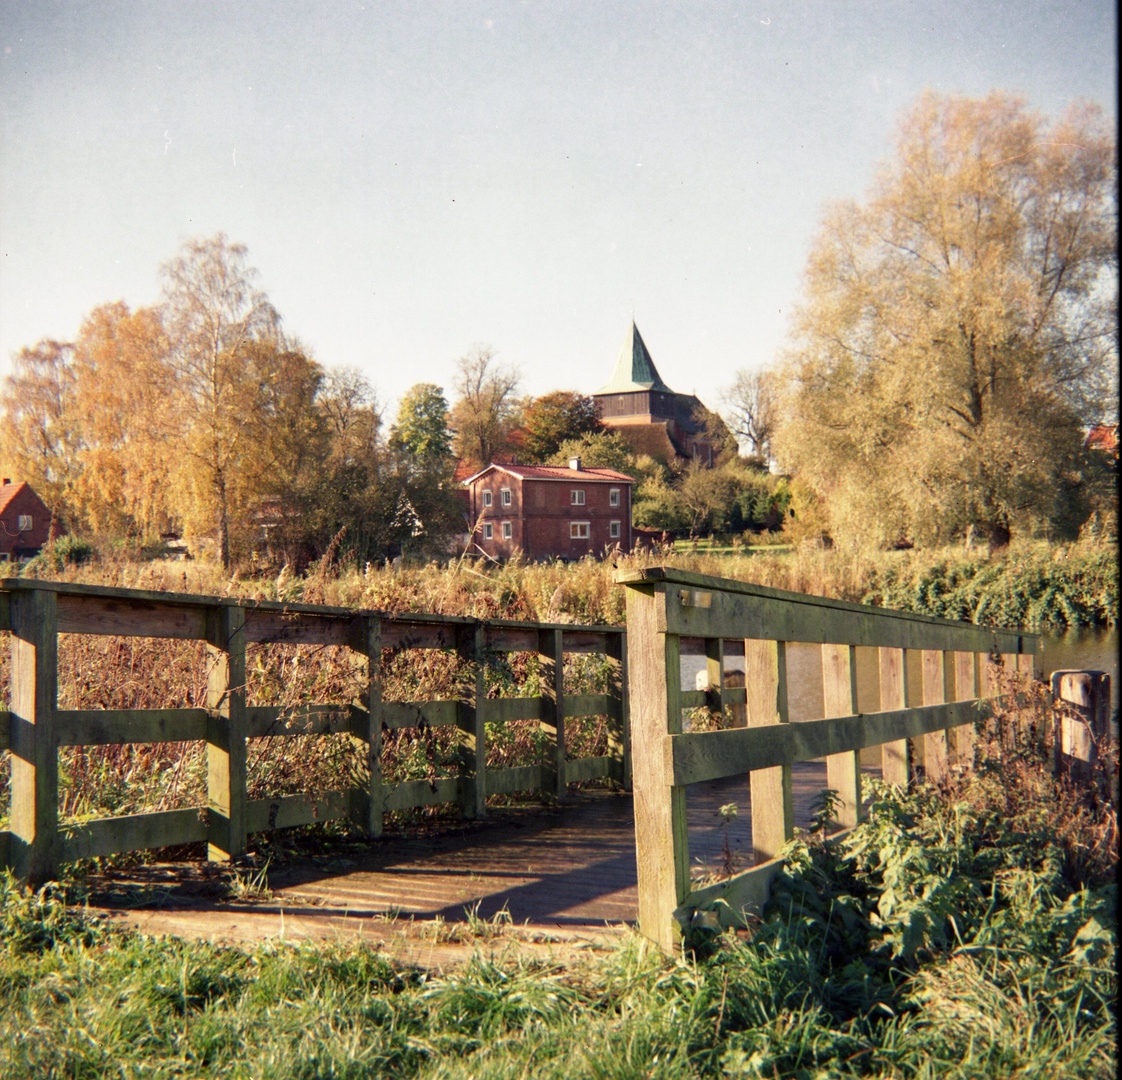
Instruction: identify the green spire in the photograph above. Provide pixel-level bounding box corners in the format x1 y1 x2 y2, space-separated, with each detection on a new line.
595 321 671 394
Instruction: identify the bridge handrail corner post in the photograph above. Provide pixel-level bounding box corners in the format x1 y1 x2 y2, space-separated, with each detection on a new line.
537 627 566 801
206 602 248 862
8 585 59 883
456 621 487 819
351 614 384 838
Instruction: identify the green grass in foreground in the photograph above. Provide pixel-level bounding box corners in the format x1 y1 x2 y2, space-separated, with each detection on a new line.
1 764 1116 1079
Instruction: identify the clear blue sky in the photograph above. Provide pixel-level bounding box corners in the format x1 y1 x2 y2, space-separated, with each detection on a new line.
1 1 1115 420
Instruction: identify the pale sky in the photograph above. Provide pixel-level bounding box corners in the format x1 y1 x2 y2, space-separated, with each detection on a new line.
0 1 1116 421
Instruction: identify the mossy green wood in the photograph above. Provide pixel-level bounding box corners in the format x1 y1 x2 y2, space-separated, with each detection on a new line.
55 707 209 746
206 604 247 862
349 616 384 838
247 792 349 834
606 631 630 789
746 638 793 861
616 567 1034 654
8 587 59 883
60 808 208 861
626 583 689 954
667 698 991 786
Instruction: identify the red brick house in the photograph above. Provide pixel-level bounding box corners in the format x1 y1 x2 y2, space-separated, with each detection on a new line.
0 479 52 563
462 457 634 560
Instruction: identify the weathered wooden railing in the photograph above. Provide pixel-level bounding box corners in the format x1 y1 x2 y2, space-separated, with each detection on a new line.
616 566 1039 953
0 579 628 882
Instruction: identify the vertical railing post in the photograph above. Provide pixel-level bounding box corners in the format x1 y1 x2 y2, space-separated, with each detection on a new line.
704 637 725 718
605 630 630 790
9 587 59 883
823 643 861 826
878 647 909 787
921 650 948 782
948 651 977 772
746 638 793 860
538 627 566 800
206 602 247 862
351 615 384 837
457 622 487 818
626 583 688 954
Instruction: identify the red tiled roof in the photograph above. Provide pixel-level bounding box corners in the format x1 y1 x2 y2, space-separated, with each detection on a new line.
0 480 31 517
1086 425 1119 454
462 462 634 485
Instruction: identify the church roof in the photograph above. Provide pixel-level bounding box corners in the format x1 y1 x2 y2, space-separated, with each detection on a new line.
595 321 672 395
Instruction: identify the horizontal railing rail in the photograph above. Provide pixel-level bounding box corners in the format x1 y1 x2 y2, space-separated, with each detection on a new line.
616 566 1039 954
0 578 628 882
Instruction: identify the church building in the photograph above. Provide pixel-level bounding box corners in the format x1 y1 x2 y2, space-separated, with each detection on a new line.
592 322 718 466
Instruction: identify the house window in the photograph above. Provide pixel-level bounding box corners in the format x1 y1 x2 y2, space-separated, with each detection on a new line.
502 521 512 540
609 488 620 507
482 490 492 508
501 488 512 507
483 522 493 540
570 522 590 540
570 489 585 506
17 515 32 531
609 520 621 539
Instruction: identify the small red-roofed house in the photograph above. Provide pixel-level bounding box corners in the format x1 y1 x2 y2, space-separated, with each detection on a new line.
462 457 634 560
0 479 52 564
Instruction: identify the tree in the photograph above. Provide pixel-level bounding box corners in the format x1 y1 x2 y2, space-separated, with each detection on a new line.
773 92 1116 548
159 234 280 567
389 383 452 461
0 339 81 527
547 431 637 474
69 302 175 540
450 345 520 467
722 368 778 461
517 391 602 462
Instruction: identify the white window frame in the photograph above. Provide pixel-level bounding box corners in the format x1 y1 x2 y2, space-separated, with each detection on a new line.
501 521 512 540
609 520 621 539
501 488 512 507
609 488 620 507
570 489 585 506
17 514 32 531
483 522 493 541
570 521 590 540
482 490 492 508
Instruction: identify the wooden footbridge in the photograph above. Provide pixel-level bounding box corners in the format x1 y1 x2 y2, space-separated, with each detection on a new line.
1 572 1040 960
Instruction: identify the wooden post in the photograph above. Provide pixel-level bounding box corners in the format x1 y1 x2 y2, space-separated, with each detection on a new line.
823 643 861 826
921 650 948 782
9 587 59 883
626 584 689 954
538 627 566 800
1051 670 1111 782
350 615 384 837
705 637 725 718
746 638 793 861
605 630 630 789
206 603 247 862
948 651 977 772
457 622 487 818
878 647 909 787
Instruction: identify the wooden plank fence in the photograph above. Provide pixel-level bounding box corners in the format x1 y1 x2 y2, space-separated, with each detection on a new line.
0 579 628 882
616 566 1040 954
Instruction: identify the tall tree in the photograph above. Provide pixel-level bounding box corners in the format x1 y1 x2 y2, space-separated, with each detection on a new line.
70 302 175 540
517 390 603 462
722 368 777 461
159 234 279 567
0 339 81 527
774 92 1116 548
450 345 520 467
389 383 452 461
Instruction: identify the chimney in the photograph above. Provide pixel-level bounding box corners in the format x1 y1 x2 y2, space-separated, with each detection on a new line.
568 456 581 471
1 478 9 487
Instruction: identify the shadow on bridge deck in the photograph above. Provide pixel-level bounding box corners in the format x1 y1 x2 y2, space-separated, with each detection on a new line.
89 760 880 967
